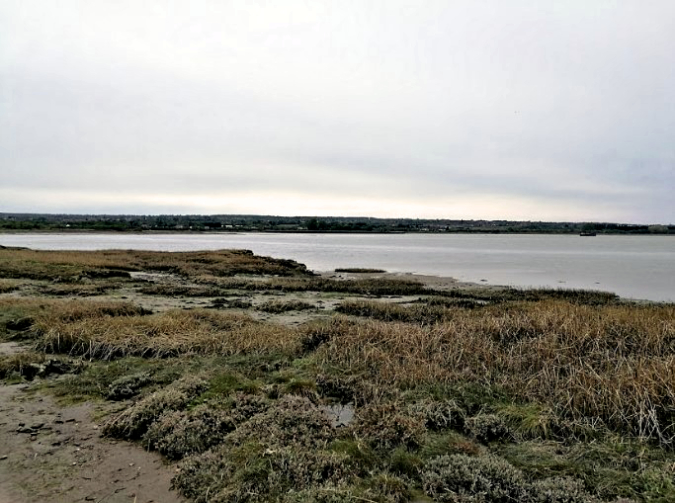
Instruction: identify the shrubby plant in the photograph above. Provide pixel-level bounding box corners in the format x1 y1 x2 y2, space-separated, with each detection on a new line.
352 402 426 450
466 414 514 444
102 375 207 439
144 405 236 459
422 454 526 502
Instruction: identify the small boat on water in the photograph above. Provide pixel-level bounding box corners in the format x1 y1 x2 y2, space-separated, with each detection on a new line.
579 232 597 236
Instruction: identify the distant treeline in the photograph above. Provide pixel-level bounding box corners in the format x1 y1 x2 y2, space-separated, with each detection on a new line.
0 213 672 234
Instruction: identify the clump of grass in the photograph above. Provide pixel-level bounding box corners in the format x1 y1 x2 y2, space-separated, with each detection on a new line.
102 375 208 439
352 402 426 450
46 356 185 402
196 370 261 404
466 413 514 444
1 298 149 342
0 279 21 294
316 373 359 403
3 316 34 334
25 298 150 324
336 299 452 324
0 352 46 380
144 405 236 459
441 286 619 306
299 318 353 353
496 403 560 441
362 473 412 503
138 284 224 297
36 309 302 359
257 299 316 313
283 377 318 399
329 439 379 473
420 431 484 459
409 399 465 431
388 448 423 479
315 372 386 406
207 275 435 296
105 372 153 401
0 248 312 281
210 297 253 309
37 282 117 297
414 296 484 309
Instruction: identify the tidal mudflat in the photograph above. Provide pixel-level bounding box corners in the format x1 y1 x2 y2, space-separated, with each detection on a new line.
1 247 674 502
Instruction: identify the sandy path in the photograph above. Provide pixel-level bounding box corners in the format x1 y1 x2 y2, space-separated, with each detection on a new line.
0 383 185 503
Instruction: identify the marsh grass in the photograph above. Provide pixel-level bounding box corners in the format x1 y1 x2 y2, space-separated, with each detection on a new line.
0 278 21 293
0 297 150 342
0 351 46 379
315 301 675 445
45 356 187 402
335 299 453 324
4 248 675 502
0 248 311 281
35 308 302 359
351 402 426 450
138 284 225 297
441 286 620 305
202 275 434 296
497 439 675 501
36 282 120 296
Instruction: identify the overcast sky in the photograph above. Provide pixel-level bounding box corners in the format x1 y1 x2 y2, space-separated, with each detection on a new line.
1 1 673 222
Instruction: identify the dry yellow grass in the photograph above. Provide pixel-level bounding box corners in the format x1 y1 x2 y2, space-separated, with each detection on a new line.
0 248 310 281
0 297 147 325
315 301 675 443
35 308 302 359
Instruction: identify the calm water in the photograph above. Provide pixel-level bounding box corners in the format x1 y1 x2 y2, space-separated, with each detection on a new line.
1 233 673 302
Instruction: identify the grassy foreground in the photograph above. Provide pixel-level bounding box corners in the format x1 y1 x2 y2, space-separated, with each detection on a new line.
1 247 674 502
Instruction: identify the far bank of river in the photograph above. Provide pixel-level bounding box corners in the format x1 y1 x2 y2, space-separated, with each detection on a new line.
0 232 673 302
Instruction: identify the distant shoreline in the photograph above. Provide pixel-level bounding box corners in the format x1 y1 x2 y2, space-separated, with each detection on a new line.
1 228 674 236
1 213 672 235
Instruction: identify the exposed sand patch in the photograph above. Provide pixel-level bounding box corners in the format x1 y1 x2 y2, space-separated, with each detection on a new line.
0 382 185 503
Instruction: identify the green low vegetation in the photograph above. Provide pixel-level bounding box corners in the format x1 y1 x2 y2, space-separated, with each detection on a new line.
1 248 674 502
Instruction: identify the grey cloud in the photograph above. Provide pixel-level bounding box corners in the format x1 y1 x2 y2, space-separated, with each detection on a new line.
1 0 674 222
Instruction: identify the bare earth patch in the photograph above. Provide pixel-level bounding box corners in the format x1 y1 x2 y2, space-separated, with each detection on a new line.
0 383 185 503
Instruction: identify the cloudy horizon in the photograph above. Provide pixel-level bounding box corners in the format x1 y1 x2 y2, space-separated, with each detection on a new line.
1 1 674 224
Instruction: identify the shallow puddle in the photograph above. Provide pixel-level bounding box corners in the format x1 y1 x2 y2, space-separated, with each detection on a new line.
322 403 355 427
